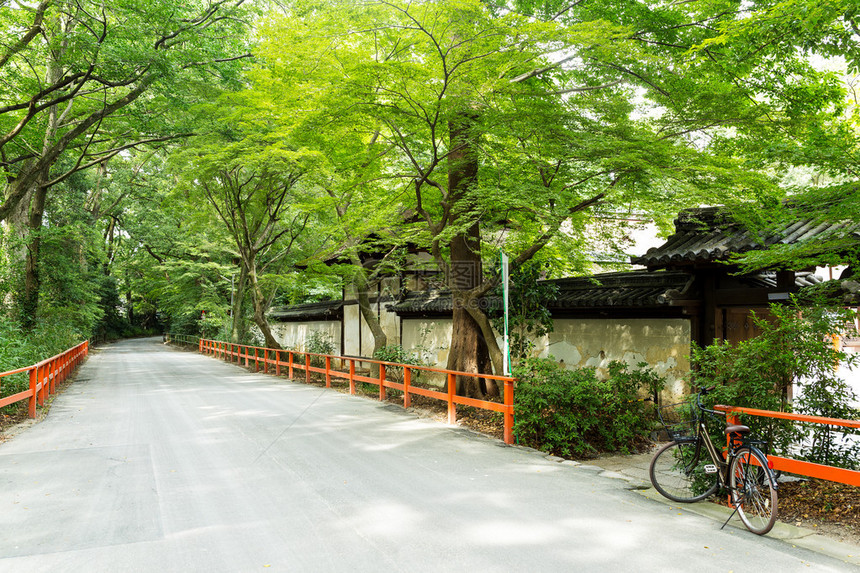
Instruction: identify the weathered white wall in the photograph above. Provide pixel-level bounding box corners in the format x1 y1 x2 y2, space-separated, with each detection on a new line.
270 321 342 355
343 304 361 356
401 318 453 367
342 300 401 357
272 309 693 399
398 316 691 397
541 318 691 396
379 301 401 347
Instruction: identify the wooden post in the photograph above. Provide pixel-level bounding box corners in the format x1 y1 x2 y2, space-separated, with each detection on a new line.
504 378 514 445
325 356 331 388
289 352 294 379
403 368 411 408
379 364 386 401
28 367 37 418
447 373 456 425
37 364 44 404
305 353 310 384
349 359 355 395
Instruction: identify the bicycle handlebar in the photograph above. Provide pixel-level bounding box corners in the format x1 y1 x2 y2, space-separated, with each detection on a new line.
695 386 725 417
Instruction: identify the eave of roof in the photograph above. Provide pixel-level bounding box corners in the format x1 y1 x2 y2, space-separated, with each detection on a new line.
269 300 343 322
632 207 860 269
388 271 697 316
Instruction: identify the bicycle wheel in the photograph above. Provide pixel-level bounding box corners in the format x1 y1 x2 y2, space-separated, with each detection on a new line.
729 447 778 535
649 440 720 503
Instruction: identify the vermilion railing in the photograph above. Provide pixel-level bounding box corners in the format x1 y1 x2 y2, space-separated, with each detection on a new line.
178 336 517 444
715 404 860 486
0 341 89 418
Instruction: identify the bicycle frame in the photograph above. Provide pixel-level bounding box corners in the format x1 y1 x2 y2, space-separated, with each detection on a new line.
684 418 731 488
682 396 776 494
651 387 780 535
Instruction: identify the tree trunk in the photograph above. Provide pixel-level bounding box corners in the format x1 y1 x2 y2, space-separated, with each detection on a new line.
4 176 39 327
443 114 497 397
21 184 48 328
349 257 387 374
230 265 248 343
247 258 281 350
16 30 65 328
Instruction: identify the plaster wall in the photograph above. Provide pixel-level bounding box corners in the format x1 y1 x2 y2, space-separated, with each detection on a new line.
343 301 401 357
270 320 342 356
398 316 691 397
541 318 691 397
401 318 454 387
343 305 361 355
401 318 453 368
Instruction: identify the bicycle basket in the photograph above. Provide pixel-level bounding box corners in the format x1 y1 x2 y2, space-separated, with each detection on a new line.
657 401 697 441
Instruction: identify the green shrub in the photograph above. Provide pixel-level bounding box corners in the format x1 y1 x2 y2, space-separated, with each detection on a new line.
0 315 88 414
690 299 860 468
513 358 663 458
305 331 335 367
372 344 428 383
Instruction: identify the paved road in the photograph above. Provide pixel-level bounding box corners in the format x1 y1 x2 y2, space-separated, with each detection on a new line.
0 338 855 572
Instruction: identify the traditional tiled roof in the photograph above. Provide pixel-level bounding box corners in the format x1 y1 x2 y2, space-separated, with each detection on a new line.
545 271 695 308
632 206 859 269
269 300 343 321
388 271 696 315
388 290 454 314
738 271 821 289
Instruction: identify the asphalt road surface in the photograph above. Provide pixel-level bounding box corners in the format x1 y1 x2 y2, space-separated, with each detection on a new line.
0 338 855 572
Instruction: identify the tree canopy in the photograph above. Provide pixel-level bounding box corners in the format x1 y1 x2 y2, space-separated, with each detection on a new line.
0 0 855 391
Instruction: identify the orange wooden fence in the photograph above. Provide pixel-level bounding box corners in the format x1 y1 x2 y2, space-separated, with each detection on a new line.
715 404 860 486
182 336 517 444
0 341 89 418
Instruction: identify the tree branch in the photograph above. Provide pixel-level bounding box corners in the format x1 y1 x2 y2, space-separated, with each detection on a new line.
0 1 49 70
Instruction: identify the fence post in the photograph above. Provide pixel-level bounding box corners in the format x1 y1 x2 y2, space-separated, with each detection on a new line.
403 367 411 408
447 373 456 424
349 359 355 395
28 367 37 418
503 378 514 445
38 364 47 406
199 338 203 353
289 352 294 379
379 364 386 401
305 353 310 384
325 356 331 388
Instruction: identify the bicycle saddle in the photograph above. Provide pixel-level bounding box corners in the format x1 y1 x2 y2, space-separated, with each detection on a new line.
724 424 751 435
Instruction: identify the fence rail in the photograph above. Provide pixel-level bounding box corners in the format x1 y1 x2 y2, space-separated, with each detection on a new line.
714 404 860 487
167 333 199 347
168 335 516 444
0 341 89 418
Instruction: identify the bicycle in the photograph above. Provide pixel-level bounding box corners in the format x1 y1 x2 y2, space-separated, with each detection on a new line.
648 386 779 535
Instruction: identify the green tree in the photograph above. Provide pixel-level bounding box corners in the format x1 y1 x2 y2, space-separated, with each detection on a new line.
491 260 557 365
252 0 793 397
678 0 860 271
691 298 859 465
0 0 254 325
